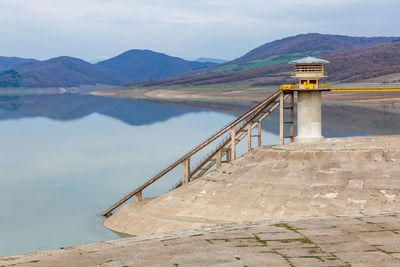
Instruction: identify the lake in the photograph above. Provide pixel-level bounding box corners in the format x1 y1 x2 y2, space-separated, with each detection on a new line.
0 94 281 257
1 94 400 257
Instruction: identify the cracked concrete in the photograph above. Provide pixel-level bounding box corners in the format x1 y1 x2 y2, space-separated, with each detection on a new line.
105 136 400 237
3 212 400 266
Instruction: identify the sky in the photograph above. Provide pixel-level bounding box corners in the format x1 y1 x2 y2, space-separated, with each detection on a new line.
0 0 398 62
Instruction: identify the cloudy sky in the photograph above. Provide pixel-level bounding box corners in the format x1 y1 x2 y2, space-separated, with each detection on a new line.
0 0 398 62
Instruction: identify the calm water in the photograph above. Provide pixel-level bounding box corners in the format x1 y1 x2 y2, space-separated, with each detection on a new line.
1 94 400 257
0 94 280 256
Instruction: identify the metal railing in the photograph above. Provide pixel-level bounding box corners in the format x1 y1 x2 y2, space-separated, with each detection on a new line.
101 89 284 217
291 71 328 76
280 84 331 90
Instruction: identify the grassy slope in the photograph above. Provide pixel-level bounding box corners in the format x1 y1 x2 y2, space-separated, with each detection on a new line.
213 50 326 73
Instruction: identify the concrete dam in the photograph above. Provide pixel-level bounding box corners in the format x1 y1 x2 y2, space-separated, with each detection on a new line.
105 135 400 236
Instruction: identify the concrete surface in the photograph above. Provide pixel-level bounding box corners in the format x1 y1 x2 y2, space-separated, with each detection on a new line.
105 136 400 237
296 90 323 142
2 212 400 266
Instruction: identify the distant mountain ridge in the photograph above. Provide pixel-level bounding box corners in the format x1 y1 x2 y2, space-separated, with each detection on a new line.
0 56 126 87
324 40 400 82
0 50 213 87
137 39 400 87
0 56 38 72
97 49 213 83
235 33 397 63
210 33 398 73
0 33 399 88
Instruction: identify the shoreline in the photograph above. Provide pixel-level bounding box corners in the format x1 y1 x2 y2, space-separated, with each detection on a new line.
91 86 400 114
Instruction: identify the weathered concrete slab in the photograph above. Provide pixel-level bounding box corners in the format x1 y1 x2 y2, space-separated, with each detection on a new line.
105 136 400 237
2 212 400 267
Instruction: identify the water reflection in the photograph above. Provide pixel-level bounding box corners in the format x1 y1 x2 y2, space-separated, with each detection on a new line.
0 94 279 257
0 94 201 125
247 104 400 138
0 94 399 257
1 94 399 137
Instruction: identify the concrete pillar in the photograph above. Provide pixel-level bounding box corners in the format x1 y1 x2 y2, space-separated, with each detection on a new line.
296 91 323 143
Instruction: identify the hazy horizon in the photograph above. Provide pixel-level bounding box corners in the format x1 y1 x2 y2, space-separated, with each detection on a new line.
0 0 398 62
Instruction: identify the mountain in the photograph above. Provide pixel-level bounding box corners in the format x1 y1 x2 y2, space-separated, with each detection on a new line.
0 50 215 88
0 56 38 72
0 34 398 88
0 56 126 87
136 34 400 87
324 40 400 82
211 33 398 73
97 49 214 83
195 57 228 64
235 33 397 63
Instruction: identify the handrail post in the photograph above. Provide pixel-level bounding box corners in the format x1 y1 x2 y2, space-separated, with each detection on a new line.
231 127 236 160
226 148 232 162
280 93 284 145
247 125 252 151
257 122 262 147
182 158 190 184
136 191 142 201
216 150 222 170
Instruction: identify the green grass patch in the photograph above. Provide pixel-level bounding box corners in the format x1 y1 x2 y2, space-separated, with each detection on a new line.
277 238 313 244
273 223 299 233
252 234 267 245
273 251 295 267
206 238 231 244
299 255 323 261
213 50 330 73
189 234 204 237
301 238 313 244
214 64 241 72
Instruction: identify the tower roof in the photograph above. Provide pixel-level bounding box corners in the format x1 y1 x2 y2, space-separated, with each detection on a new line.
289 56 330 64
